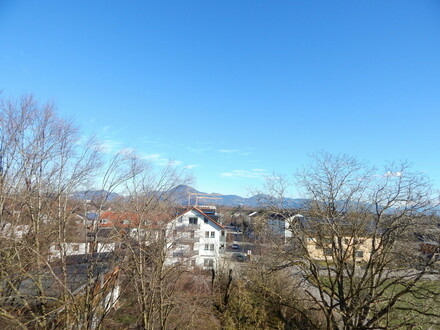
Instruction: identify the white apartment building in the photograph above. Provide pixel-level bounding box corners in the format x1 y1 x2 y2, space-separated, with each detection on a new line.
167 208 226 269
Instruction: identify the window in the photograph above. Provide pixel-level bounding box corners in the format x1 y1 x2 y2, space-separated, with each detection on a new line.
204 244 209 250
73 244 80 252
324 248 332 256
204 258 214 268
54 245 60 251
190 231 195 238
178 216 183 223
191 259 196 267
205 231 209 238
210 244 215 251
173 230 177 236
355 250 364 258
211 231 215 238
221 230 225 237
322 237 333 245
189 217 198 225
204 217 208 224
121 219 129 225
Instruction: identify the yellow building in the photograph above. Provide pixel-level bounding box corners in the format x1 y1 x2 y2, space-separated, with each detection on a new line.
305 236 373 262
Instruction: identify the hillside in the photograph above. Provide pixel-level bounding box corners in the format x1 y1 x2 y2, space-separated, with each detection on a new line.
169 185 308 208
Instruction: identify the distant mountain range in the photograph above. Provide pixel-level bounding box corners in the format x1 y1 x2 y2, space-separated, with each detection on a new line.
166 185 308 208
72 186 440 214
72 185 308 208
71 190 121 202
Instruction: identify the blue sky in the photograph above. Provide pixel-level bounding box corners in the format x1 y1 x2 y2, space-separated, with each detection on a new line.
1 1 440 196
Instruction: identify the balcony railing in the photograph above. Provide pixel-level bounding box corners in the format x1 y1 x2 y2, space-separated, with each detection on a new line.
174 237 200 244
175 223 201 230
172 250 199 258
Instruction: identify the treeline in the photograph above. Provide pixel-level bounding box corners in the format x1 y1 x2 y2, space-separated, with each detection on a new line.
1 95 440 329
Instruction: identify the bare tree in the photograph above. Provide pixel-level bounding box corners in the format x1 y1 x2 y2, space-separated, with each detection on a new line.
89 151 196 329
0 94 206 330
256 151 440 329
0 95 132 329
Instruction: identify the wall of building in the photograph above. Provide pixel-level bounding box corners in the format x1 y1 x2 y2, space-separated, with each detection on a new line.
49 242 116 259
167 209 225 268
305 236 373 262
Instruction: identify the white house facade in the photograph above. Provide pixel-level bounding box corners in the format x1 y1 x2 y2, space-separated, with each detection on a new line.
167 208 226 269
267 213 304 243
49 242 116 260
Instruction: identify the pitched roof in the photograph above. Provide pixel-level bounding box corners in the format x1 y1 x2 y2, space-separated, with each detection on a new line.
99 211 173 229
177 207 225 230
99 212 140 227
98 208 224 230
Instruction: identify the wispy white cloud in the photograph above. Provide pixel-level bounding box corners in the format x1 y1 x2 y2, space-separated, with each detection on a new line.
93 125 127 154
221 169 268 179
385 171 403 177
97 139 123 154
217 148 252 156
217 148 252 157
218 149 240 153
185 164 199 169
139 153 184 167
162 160 182 167
97 124 129 140
100 125 112 134
141 153 161 160
74 134 90 146
119 147 136 156
186 146 212 153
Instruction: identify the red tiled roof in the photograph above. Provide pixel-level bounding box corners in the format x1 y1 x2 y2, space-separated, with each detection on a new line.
99 212 140 228
99 209 224 230
99 211 174 228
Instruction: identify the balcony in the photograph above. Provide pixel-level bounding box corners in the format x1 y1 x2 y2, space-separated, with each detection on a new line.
174 236 200 244
175 223 200 231
172 250 199 258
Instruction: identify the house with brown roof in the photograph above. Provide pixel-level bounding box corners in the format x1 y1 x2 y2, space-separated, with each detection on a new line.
88 208 226 269
49 220 117 260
